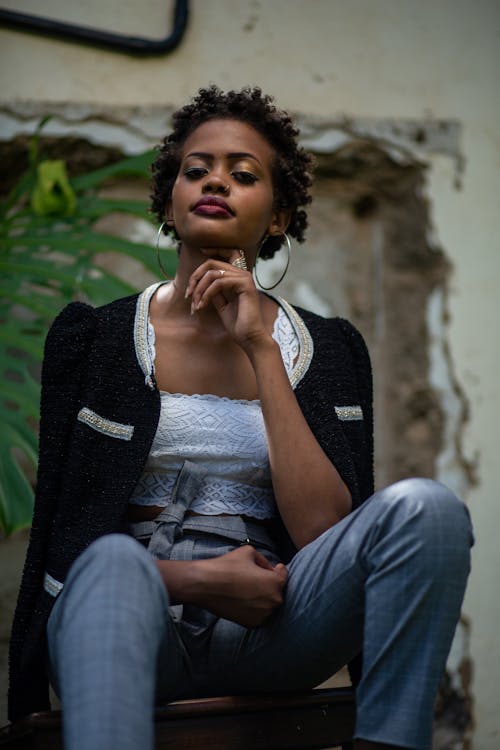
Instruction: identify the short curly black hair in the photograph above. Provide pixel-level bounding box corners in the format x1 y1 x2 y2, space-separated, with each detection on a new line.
150 85 314 259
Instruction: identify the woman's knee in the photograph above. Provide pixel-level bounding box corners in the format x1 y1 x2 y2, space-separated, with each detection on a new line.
379 477 461 516
51 534 170 645
79 533 149 568
378 477 473 554
67 533 167 601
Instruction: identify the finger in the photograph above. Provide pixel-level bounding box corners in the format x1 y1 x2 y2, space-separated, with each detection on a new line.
188 267 229 308
185 261 215 299
251 549 275 570
186 253 247 298
195 269 255 312
191 271 236 312
187 262 235 302
185 260 220 299
274 563 289 584
235 543 255 557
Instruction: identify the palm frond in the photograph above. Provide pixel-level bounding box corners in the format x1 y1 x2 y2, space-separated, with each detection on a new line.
0 138 176 535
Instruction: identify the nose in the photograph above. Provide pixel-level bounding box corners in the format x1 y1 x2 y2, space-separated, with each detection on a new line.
202 172 230 195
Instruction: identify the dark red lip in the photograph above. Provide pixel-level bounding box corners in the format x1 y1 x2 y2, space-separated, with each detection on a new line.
192 196 234 216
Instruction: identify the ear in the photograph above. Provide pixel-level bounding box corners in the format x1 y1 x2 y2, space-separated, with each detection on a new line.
267 207 291 238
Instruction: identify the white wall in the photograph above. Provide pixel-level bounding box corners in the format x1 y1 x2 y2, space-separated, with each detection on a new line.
1 1 499 745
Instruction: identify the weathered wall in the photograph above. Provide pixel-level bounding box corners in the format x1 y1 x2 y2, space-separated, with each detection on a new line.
1 1 499 746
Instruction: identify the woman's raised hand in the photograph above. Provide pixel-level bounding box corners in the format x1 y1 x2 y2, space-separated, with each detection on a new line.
184 250 269 350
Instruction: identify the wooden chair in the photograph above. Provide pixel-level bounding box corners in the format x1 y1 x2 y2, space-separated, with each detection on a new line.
0 687 355 749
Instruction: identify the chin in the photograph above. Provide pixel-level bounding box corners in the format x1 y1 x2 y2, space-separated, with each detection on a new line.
200 249 231 262
184 228 234 247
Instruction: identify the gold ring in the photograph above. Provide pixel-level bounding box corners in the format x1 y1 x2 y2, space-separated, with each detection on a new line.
231 250 248 271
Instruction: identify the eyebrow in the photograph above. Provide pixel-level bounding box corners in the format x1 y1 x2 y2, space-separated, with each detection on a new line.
184 151 262 166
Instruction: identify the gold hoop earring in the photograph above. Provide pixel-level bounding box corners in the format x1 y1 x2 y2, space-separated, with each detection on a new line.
156 222 175 279
253 233 291 291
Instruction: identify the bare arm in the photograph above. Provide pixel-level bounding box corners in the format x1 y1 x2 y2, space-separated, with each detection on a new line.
244 334 351 548
188 260 352 549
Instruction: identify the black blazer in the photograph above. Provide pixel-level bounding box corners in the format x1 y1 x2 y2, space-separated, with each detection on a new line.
8 284 373 721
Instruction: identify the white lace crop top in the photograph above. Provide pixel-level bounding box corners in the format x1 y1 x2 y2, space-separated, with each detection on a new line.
129 302 301 519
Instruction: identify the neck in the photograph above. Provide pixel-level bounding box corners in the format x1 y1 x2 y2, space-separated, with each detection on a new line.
153 269 224 333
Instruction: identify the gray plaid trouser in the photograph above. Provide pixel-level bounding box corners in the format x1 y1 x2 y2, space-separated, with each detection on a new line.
47 470 473 750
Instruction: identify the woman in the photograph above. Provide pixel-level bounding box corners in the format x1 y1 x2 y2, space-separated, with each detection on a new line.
9 86 473 750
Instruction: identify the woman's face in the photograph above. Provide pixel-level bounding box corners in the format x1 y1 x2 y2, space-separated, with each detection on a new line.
167 119 288 265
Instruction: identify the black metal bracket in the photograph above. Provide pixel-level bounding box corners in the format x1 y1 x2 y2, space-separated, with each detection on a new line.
0 0 189 56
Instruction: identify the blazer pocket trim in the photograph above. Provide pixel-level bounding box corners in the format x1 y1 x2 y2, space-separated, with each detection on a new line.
335 405 363 421
77 407 134 441
44 571 64 598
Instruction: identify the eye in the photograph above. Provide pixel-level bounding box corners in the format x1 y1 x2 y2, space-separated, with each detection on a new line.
184 167 207 180
232 171 258 185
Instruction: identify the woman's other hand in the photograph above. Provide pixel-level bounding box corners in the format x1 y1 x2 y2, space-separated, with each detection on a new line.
155 546 288 628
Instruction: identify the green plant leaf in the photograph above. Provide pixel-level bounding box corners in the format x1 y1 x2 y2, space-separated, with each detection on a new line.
0 325 45 358
71 151 155 191
76 196 151 220
0 139 162 534
0 288 63 318
0 422 37 536
79 270 137 303
31 160 77 217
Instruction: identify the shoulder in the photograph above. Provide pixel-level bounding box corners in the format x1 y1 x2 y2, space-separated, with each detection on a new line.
47 292 139 341
42 293 142 378
334 317 372 369
288 304 372 402
45 301 97 356
291 304 370 361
